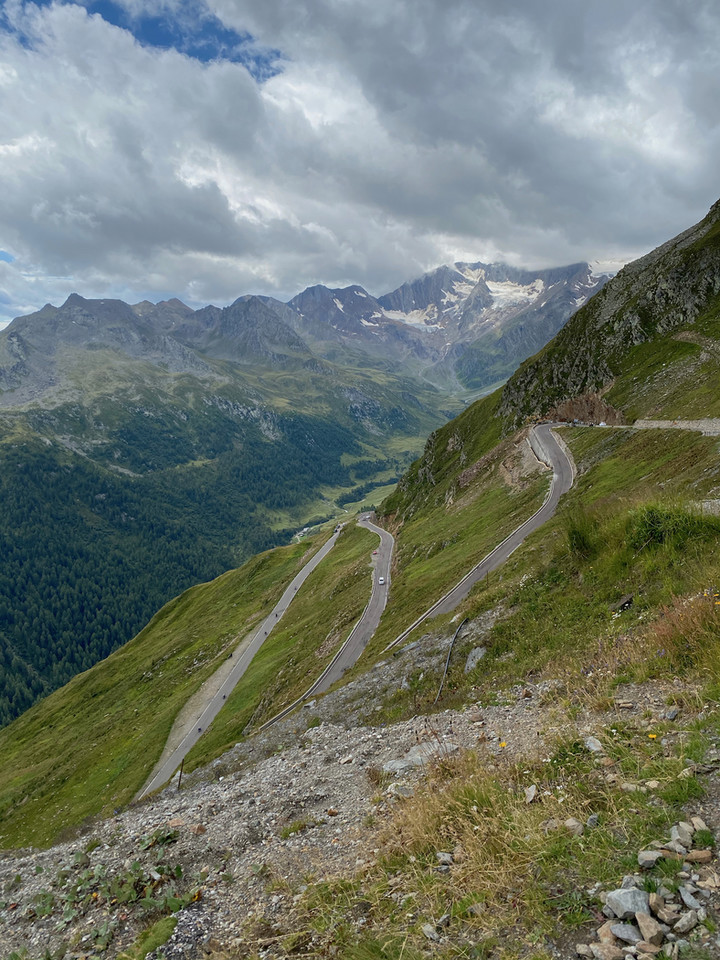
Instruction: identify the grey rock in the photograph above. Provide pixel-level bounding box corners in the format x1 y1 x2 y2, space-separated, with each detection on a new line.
524 784 538 804
672 912 697 935
585 736 604 753
662 840 687 856
610 923 642 944
387 782 414 799
638 850 665 869
436 851 454 866
622 876 640 889
464 646 487 673
564 817 584 836
665 707 680 721
679 888 701 911
422 923 440 942
576 945 594 958
382 741 459 774
605 889 651 920
586 813 600 829
671 823 694 848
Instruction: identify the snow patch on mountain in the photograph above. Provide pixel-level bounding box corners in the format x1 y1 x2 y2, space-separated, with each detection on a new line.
455 263 488 283
486 279 544 309
383 308 439 329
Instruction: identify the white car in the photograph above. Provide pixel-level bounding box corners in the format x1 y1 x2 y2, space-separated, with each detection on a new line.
378 576 385 585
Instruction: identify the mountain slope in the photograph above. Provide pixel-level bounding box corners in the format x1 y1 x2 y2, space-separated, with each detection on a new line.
499 198 720 425
379 260 608 389
2 204 720 960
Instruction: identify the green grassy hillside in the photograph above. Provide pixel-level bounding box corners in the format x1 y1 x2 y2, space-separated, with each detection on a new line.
0 535 324 848
371 424 720 724
0 520 386 849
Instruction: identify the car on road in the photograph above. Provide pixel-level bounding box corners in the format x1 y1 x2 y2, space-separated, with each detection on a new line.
378 576 385 584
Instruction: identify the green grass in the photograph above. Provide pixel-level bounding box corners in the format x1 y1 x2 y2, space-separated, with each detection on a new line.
470 427 720 692
117 916 178 960
0 535 329 849
183 523 378 771
367 425 720 723
280 714 715 959
603 291 720 420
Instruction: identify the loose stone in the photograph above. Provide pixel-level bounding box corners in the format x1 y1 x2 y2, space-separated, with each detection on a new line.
635 912 664 946
672 911 697 935
638 850 664 869
610 923 642 944
684 849 712 864
679 888 701 911
591 944 625 960
605 889 651 920
671 824 693 848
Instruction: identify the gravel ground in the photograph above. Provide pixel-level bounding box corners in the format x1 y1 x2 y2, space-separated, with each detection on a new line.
0 623 710 959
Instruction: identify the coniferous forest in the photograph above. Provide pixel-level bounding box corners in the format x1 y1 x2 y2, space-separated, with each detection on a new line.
0 410 363 727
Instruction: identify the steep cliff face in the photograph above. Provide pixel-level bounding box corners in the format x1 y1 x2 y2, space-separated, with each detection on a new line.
499 199 720 425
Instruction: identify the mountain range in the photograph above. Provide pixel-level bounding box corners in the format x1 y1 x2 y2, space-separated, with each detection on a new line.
0 259 607 404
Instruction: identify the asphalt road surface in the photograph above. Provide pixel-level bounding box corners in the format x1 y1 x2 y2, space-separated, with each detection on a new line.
386 423 574 650
138 526 344 798
255 515 395 730
311 515 394 693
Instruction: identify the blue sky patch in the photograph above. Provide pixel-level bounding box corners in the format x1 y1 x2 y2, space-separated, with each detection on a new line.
0 251 15 263
2 1 284 81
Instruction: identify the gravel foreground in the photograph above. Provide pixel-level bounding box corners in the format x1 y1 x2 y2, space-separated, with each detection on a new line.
1 625 719 960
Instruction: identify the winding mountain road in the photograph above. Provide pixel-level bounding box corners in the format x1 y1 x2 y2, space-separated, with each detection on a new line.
140 424 574 787
138 526 345 799
385 423 575 651
255 516 394 729
309 516 394 693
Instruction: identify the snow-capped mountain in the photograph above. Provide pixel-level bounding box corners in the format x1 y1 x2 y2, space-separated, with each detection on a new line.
280 261 610 390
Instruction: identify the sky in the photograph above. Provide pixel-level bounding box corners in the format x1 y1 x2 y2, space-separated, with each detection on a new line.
0 0 719 326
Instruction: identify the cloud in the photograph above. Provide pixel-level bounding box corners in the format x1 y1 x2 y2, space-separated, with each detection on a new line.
1 0 719 324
